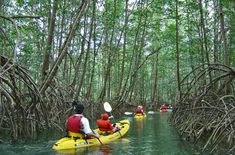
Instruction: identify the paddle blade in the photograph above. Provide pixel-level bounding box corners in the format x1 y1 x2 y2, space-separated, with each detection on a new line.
104 102 112 112
124 112 133 115
147 111 155 114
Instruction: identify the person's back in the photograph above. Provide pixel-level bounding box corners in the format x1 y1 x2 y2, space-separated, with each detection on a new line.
66 114 82 133
96 113 119 134
96 113 113 132
135 105 144 115
66 101 100 139
66 103 84 134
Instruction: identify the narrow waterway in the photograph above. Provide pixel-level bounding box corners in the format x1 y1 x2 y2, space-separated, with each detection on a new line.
0 112 218 155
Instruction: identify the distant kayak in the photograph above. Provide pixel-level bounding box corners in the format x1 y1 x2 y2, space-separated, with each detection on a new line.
160 104 173 112
134 113 147 119
52 119 130 151
167 108 173 112
160 108 173 112
147 111 155 114
124 112 133 116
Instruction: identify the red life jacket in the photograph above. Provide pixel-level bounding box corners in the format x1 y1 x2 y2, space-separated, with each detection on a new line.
66 115 82 133
96 119 113 131
161 105 167 110
135 108 144 114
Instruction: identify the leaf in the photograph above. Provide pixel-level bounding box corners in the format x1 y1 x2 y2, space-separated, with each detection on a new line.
29 0 36 6
16 0 24 6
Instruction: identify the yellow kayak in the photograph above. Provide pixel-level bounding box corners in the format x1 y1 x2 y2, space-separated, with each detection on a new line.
134 113 147 119
52 119 130 151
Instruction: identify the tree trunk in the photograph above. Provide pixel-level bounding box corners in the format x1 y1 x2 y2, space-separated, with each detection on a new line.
219 1 229 66
219 1 229 94
74 14 93 99
86 0 97 100
117 0 129 100
151 52 159 111
175 0 181 99
39 0 89 94
198 0 212 83
41 0 58 82
213 0 219 64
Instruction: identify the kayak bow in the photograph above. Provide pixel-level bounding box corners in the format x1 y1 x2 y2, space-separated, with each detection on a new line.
134 113 147 119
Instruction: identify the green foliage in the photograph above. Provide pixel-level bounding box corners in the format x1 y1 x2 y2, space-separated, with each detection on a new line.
1 0 234 104
16 0 24 6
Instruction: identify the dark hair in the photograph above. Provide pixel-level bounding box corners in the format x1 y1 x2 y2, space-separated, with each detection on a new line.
74 103 84 114
72 100 78 106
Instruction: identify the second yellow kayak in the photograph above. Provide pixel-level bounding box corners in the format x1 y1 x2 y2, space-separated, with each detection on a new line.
134 113 147 119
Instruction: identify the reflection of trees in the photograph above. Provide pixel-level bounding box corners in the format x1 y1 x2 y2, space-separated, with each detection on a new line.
99 144 113 155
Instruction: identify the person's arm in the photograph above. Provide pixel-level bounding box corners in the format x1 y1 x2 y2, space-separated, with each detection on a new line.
86 131 100 138
107 120 114 130
82 118 100 138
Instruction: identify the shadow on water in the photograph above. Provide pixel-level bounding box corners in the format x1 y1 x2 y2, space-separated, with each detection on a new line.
0 112 227 155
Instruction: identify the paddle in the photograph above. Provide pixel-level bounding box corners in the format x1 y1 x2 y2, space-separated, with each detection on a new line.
103 102 122 137
124 112 133 116
103 102 115 122
92 130 103 145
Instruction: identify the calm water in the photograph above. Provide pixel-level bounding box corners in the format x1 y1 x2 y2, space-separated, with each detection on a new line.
0 112 217 155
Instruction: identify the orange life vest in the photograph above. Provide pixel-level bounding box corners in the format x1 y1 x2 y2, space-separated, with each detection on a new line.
96 119 113 131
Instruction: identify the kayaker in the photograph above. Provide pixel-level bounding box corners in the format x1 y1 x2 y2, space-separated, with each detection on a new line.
135 105 144 115
168 104 173 109
96 113 119 135
66 101 100 139
160 104 167 112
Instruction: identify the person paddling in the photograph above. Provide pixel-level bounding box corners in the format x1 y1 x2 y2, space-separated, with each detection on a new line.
160 104 167 112
66 101 100 139
134 105 145 115
96 113 119 135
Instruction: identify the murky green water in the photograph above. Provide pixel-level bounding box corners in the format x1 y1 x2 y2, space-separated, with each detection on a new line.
0 112 221 155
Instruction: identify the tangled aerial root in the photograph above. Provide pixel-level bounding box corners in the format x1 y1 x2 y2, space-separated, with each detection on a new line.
0 56 68 142
0 56 47 141
170 64 235 154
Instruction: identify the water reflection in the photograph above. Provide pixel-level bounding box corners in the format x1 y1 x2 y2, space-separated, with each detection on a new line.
55 147 87 155
54 145 112 155
97 145 112 155
54 138 132 155
135 119 144 129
